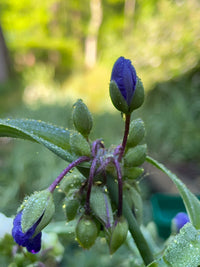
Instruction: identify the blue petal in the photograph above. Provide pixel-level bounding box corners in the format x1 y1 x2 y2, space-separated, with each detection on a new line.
174 212 190 231
12 211 43 253
26 232 42 254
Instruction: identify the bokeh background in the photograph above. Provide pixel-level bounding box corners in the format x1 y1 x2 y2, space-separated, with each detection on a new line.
0 0 200 266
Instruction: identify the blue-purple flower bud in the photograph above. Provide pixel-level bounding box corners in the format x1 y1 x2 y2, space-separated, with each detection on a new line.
12 211 42 253
172 212 190 233
109 57 144 114
12 189 55 253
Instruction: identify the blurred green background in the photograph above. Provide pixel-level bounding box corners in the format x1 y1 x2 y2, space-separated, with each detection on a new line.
0 0 200 266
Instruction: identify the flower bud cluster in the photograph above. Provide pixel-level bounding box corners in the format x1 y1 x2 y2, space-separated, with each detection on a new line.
11 57 147 256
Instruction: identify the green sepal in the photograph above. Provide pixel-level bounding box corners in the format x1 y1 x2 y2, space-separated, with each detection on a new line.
75 215 99 249
20 189 55 235
124 144 147 167
127 118 145 148
109 217 128 254
90 186 114 228
123 182 143 225
109 80 129 114
63 194 80 221
59 171 86 195
69 130 91 157
72 99 93 138
123 166 144 180
129 77 145 111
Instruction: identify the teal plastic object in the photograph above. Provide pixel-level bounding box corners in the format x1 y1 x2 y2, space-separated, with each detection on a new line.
151 194 194 239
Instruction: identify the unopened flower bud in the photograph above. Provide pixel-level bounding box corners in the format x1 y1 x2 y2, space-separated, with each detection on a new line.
109 57 144 114
124 144 147 167
70 131 91 157
90 186 113 229
63 193 80 221
127 118 145 148
12 189 55 253
124 166 144 180
109 217 128 254
72 99 93 138
59 172 85 195
123 183 143 225
75 215 99 249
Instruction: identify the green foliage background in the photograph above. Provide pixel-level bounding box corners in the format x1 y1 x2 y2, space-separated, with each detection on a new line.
0 0 200 266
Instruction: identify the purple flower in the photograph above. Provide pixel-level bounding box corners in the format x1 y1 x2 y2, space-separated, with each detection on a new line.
173 212 190 233
12 211 42 253
111 56 137 106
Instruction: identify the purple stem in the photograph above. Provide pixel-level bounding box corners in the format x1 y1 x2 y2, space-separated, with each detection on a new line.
118 113 131 161
48 156 91 193
85 158 97 214
113 159 123 217
92 139 104 157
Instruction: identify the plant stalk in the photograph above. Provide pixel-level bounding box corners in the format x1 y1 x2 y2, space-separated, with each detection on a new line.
48 156 90 193
106 174 154 265
118 113 131 161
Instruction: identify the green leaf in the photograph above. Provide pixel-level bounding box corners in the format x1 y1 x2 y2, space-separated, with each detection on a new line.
146 156 200 229
0 118 76 162
147 223 200 267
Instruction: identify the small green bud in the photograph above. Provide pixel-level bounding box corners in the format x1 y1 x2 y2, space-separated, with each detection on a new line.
124 166 144 180
123 183 143 225
127 118 145 148
70 130 91 157
59 171 85 195
20 189 55 236
129 77 145 111
124 144 147 167
109 217 128 254
72 99 93 137
63 195 80 221
75 215 98 249
90 186 114 228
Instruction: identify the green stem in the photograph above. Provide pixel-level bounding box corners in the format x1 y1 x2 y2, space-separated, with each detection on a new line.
106 174 154 265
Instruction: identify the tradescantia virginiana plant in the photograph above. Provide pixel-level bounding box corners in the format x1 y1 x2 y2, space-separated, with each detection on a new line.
1 56 200 266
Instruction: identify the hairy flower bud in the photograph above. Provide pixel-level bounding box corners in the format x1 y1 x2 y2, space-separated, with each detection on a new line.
90 186 114 229
109 57 144 114
63 195 80 221
72 99 93 138
123 183 143 225
59 171 85 195
70 131 91 157
124 166 144 180
109 217 128 254
127 118 145 148
75 215 99 249
12 189 55 253
124 144 147 167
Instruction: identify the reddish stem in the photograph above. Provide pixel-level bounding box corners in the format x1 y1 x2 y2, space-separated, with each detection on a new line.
118 114 131 161
85 158 97 214
48 156 90 193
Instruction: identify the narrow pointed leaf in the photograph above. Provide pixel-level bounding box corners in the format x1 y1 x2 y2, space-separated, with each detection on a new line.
0 118 76 162
146 156 200 229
